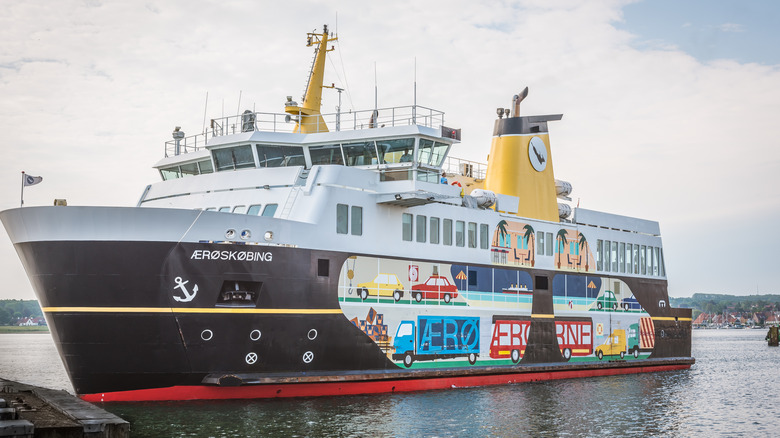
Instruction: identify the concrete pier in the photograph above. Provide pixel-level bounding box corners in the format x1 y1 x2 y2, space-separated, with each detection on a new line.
0 379 128 437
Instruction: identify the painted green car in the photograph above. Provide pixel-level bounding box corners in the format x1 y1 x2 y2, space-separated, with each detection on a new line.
358 273 405 302
593 290 618 311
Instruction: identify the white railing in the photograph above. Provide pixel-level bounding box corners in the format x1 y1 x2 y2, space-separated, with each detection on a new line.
165 105 446 157
443 156 488 180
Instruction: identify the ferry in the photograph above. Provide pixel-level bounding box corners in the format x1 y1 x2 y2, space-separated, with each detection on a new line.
0 25 693 402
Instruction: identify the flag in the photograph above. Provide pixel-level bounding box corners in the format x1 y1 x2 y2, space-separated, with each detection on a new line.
23 174 43 186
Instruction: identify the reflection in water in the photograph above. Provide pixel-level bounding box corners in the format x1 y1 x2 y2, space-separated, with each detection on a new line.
2 330 780 436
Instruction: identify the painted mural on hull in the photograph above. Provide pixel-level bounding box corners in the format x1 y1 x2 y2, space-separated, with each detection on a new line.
491 219 596 272
338 256 656 369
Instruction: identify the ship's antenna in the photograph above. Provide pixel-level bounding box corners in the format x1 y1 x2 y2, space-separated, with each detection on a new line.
374 62 378 111
413 57 417 124
202 91 209 134
236 90 242 115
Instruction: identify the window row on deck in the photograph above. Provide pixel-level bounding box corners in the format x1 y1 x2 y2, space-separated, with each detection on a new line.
160 137 450 181
202 203 279 217
402 213 490 250
596 239 665 277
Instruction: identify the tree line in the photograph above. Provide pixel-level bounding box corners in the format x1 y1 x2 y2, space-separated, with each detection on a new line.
670 293 780 316
0 299 43 325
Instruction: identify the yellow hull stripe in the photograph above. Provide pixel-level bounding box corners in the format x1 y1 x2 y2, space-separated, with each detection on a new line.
652 316 692 322
532 314 555 319
42 307 343 315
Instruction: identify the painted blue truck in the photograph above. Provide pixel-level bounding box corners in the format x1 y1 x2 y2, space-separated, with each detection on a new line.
392 315 480 367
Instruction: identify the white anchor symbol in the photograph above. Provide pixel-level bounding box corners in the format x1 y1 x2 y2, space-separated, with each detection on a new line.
173 276 199 302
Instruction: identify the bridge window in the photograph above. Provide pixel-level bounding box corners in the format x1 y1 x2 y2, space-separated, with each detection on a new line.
214 145 254 171
309 144 344 165
247 204 262 215
256 145 305 168
376 138 415 164
417 139 449 167
343 141 378 166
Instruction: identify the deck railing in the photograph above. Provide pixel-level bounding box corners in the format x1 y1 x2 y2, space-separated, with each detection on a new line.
165 105 445 157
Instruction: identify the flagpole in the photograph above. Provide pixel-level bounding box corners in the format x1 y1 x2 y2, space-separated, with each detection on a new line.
20 171 25 208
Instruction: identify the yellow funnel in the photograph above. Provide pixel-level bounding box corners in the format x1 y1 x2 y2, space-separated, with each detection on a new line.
484 114 563 222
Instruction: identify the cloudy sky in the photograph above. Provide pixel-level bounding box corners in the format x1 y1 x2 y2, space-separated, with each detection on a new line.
1 0 778 300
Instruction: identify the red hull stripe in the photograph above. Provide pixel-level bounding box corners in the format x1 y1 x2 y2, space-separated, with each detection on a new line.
81 364 691 402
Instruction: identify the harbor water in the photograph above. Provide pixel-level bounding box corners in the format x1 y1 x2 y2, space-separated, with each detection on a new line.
1 329 778 437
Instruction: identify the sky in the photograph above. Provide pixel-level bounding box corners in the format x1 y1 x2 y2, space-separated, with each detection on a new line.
0 0 778 300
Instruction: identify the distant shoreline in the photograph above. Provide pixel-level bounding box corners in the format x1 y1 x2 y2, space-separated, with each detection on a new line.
0 326 50 334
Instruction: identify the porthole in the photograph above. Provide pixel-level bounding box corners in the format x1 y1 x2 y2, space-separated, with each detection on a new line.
250 329 262 341
201 329 213 341
241 229 251 240
308 329 318 340
225 229 236 239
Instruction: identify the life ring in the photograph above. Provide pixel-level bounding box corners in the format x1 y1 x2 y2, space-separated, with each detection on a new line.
451 181 462 187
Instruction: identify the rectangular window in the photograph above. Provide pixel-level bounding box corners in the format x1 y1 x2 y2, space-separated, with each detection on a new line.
416 215 427 243
198 159 214 174
546 232 553 256
468 222 477 248
351 206 362 236
611 241 618 272
343 141 378 166
626 243 633 273
596 239 604 271
646 246 652 275
659 249 666 276
309 144 344 165
336 204 348 234
653 247 660 276
256 145 305 168
640 245 647 275
218 206 231 212
619 242 625 273
480 224 489 250
443 219 453 246
180 162 199 177
430 217 440 244
232 205 247 214
633 245 640 274
537 232 545 255
213 145 255 171
604 240 611 272
402 213 413 241
247 204 262 215
456 221 465 247
317 259 329 277
262 204 278 217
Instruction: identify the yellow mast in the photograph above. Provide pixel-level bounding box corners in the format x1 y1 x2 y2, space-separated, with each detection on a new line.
285 25 337 133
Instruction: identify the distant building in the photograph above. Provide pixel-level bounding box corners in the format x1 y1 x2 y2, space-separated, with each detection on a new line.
16 317 46 327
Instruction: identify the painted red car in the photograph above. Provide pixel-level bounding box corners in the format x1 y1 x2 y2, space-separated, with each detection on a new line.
410 275 459 303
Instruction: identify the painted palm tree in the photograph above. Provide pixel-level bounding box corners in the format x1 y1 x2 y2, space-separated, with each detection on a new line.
495 219 508 247
578 232 589 271
523 224 535 267
556 229 569 269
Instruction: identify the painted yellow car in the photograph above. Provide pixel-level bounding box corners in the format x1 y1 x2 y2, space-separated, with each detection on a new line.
358 273 405 302
595 329 627 360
